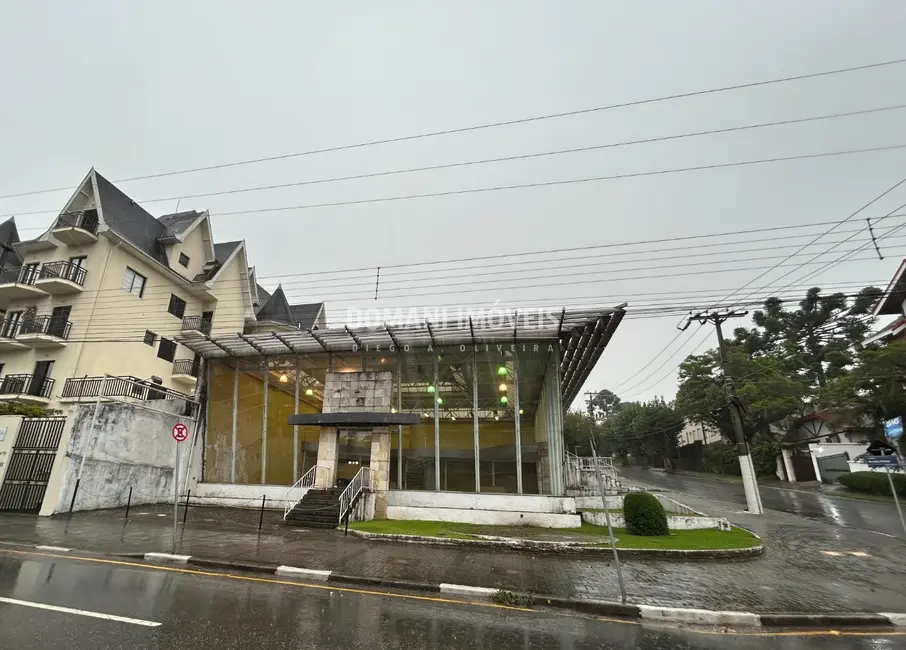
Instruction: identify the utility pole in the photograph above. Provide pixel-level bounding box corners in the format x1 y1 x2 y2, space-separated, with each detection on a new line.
584 391 597 420
685 310 764 515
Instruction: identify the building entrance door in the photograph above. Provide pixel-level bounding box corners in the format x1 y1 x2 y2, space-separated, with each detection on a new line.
336 428 371 488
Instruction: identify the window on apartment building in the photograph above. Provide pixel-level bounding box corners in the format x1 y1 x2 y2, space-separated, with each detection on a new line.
143 330 156 346
167 294 187 319
178 252 190 268
121 267 146 297
157 337 177 362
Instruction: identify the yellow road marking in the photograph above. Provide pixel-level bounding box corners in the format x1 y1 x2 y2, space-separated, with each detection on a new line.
0 547 903 639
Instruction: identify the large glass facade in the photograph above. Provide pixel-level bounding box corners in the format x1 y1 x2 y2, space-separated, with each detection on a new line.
202 341 562 493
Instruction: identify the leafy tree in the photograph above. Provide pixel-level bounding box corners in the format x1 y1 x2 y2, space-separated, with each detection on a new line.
675 343 808 441
817 339 906 432
586 389 622 420
733 286 881 387
562 411 600 456
600 397 683 467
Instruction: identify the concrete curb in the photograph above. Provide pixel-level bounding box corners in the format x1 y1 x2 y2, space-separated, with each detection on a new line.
347 529 765 559
131 550 906 627
5 542 904 628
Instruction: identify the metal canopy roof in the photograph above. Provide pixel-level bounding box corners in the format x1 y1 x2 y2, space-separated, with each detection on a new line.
181 306 625 405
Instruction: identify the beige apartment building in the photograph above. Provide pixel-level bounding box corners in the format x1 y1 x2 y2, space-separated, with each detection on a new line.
0 168 324 412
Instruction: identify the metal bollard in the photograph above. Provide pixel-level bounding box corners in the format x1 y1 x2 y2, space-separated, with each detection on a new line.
258 494 266 531
182 490 191 524
124 487 133 520
68 479 80 515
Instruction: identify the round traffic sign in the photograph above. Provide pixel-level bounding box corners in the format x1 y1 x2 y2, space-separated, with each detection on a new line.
172 422 189 442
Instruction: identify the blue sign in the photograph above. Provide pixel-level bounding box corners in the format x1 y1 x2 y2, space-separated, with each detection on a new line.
885 417 903 441
866 456 901 469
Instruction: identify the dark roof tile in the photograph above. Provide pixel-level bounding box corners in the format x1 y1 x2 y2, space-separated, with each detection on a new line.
94 171 168 266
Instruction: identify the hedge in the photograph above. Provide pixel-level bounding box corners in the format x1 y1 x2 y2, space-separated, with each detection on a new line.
838 471 906 497
623 491 669 536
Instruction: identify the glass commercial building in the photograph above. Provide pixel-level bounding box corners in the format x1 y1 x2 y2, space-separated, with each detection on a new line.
183 308 624 496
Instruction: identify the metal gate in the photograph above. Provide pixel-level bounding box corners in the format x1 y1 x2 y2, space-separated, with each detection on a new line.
790 445 817 482
0 417 66 513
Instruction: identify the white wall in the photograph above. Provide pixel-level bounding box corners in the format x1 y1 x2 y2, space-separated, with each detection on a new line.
193 482 297 510
581 510 724 530
387 490 576 513
809 442 868 460
46 399 194 514
0 415 23 486
384 490 580 528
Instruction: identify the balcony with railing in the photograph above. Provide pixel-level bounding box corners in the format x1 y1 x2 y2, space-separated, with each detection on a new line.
0 374 55 404
0 317 26 351
171 359 200 386
16 315 72 348
0 265 46 300
60 375 192 403
34 260 87 295
52 209 100 246
179 316 212 338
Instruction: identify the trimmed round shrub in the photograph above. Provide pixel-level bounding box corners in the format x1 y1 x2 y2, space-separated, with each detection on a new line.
839 471 906 497
623 491 669 536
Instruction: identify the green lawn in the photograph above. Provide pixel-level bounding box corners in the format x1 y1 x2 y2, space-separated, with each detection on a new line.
349 519 762 550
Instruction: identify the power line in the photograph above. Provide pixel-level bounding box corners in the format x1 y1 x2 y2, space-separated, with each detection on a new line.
7 143 906 225
201 144 906 218
718 175 906 309
4 55 904 202
15 103 906 217
17 250 895 318
9 215 898 300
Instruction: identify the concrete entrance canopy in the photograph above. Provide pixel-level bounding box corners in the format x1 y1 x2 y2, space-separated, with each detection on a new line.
288 413 419 426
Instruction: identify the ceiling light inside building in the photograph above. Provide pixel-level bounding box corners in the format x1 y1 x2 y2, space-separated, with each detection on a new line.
436 397 443 405
279 373 289 383
500 396 508 405
305 388 314 396
427 385 435 393
498 383 507 392
497 366 507 376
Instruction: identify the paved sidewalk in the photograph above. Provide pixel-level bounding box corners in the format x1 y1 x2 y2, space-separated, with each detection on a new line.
1 491 903 614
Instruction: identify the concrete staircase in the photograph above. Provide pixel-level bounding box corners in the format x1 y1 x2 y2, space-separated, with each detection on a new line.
284 488 343 529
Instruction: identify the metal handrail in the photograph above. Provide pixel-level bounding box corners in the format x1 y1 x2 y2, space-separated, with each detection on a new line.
54 210 99 235
38 260 87 286
338 466 371 525
181 316 212 335
282 465 324 520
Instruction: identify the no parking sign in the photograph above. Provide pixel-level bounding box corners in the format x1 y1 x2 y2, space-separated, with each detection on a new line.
172 422 189 442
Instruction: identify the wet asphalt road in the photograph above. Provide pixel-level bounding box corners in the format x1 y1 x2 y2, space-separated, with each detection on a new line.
1 551 902 649
621 469 905 538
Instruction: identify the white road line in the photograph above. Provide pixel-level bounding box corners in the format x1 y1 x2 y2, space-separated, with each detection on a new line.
0 596 161 627
35 546 71 552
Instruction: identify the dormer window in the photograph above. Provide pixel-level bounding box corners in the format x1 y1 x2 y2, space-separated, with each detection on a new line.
178 252 190 268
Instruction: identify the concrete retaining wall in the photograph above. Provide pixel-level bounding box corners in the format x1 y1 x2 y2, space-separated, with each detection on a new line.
384 490 580 527
580 511 724 530
193 482 299 510
48 401 196 514
386 505 581 528
387 490 577 513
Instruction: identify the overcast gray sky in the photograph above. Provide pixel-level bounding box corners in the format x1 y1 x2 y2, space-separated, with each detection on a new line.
2 1 905 408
